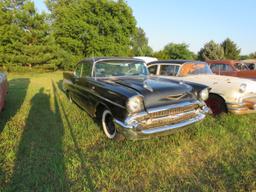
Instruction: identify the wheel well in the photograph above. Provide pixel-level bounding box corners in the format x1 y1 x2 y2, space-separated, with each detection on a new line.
208 93 228 112
95 103 108 120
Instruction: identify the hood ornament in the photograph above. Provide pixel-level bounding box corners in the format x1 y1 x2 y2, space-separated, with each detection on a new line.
164 93 187 100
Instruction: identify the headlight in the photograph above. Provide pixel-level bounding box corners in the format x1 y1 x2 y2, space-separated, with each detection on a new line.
199 88 209 101
127 96 144 114
239 83 247 93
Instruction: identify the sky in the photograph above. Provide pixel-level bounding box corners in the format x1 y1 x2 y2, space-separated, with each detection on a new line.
33 0 256 54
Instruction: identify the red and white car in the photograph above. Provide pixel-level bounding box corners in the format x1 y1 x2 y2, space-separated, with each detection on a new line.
0 73 8 112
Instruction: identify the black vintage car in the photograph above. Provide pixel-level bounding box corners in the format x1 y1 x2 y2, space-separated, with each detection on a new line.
63 57 210 140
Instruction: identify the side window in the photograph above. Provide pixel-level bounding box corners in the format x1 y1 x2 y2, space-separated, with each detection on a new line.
223 64 234 72
74 64 83 77
160 65 179 76
81 61 93 77
148 65 158 75
210 64 224 72
234 63 243 70
235 63 248 71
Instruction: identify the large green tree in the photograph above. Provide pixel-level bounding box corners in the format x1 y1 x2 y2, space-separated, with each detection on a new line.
221 38 240 60
154 43 195 60
131 27 153 56
0 0 60 69
47 0 137 68
198 40 224 61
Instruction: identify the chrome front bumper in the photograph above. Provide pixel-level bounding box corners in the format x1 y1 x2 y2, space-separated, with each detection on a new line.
227 97 256 114
114 101 210 140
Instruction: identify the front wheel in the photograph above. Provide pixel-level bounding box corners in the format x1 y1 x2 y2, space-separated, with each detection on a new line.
102 110 117 139
205 94 227 115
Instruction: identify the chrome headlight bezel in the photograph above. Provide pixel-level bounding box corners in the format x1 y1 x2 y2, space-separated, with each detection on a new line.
127 95 144 114
239 83 247 93
199 88 209 101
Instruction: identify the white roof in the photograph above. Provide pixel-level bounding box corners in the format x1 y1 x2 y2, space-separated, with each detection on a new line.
134 56 158 64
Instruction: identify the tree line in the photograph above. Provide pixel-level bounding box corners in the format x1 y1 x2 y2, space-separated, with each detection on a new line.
154 38 256 61
0 0 255 71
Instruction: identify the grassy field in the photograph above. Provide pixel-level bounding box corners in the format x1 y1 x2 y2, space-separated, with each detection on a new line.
0 72 255 191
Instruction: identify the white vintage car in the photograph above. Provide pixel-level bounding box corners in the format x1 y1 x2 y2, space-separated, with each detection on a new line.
147 60 256 115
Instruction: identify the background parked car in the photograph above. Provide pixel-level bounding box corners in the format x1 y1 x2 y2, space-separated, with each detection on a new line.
148 60 256 115
242 59 256 70
63 57 210 140
208 60 256 79
0 73 8 112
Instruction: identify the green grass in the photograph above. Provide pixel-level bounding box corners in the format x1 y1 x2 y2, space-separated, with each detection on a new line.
0 72 255 191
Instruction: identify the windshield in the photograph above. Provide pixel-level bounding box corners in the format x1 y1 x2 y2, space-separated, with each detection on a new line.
95 60 149 77
179 63 213 76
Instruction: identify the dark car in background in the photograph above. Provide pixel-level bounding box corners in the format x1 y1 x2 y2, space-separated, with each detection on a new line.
63 57 210 140
0 73 8 112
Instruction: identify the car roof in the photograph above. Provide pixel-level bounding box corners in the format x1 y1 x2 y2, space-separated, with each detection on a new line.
207 60 240 65
79 57 144 64
147 60 207 65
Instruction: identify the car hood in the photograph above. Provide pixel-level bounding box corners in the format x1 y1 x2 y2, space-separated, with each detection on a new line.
106 76 195 109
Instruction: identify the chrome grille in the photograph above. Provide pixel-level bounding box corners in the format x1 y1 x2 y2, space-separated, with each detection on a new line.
135 103 200 130
149 104 199 118
141 113 197 129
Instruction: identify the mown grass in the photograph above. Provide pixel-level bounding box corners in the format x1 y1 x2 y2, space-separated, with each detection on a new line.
0 72 255 191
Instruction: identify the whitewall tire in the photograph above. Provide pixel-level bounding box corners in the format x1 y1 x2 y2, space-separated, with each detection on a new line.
102 110 117 139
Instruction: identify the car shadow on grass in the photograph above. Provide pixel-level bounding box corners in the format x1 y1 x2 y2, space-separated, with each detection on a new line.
0 78 30 132
6 87 69 191
57 80 65 94
52 80 96 191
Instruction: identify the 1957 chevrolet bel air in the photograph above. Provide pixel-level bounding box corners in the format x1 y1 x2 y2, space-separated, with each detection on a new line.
63 57 210 140
148 60 256 115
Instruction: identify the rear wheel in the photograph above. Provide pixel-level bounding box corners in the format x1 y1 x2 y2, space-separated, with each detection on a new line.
205 94 227 115
102 110 117 139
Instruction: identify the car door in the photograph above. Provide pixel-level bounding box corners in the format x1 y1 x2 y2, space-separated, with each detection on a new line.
75 61 95 115
69 63 83 105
